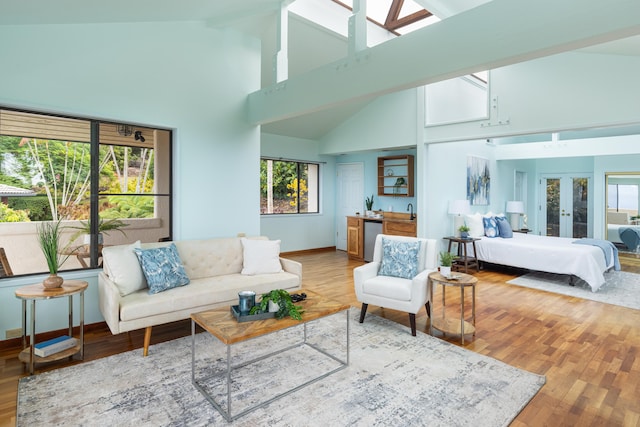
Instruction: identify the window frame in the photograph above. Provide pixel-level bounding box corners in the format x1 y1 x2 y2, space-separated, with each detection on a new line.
0 106 173 276
260 157 320 215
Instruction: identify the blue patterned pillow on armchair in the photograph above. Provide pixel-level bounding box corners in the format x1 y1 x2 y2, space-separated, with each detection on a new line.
378 238 421 280
134 243 190 294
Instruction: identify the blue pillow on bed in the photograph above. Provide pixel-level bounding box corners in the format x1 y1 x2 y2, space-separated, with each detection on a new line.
495 216 513 238
483 216 499 238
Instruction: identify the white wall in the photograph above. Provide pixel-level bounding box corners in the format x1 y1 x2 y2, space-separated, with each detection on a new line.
260 133 336 252
424 51 640 143
0 22 261 338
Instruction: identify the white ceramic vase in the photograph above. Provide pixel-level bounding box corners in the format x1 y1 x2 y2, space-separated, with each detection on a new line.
268 300 280 313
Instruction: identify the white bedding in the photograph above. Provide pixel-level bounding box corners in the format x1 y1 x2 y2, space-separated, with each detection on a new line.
474 233 613 292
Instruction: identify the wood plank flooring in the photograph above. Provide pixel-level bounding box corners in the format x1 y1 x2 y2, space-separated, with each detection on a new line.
2 250 640 426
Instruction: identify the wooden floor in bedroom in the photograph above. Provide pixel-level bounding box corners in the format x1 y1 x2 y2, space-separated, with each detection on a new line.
1 250 639 426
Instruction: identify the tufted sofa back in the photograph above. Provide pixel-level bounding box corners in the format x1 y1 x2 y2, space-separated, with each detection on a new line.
139 236 268 280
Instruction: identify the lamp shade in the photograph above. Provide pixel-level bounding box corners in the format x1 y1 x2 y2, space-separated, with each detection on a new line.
448 199 470 215
506 201 524 214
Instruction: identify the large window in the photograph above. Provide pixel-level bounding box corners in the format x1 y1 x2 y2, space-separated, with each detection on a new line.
0 108 172 276
260 158 319 214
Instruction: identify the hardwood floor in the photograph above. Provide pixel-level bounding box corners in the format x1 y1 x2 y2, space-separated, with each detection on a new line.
2 250 640 426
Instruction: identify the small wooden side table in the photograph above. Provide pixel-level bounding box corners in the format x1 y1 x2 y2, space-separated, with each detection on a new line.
428 271 477 345
15 280 87 375
445 236 480 273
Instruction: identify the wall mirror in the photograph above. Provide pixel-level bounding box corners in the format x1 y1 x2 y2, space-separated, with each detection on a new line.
605 172 640 252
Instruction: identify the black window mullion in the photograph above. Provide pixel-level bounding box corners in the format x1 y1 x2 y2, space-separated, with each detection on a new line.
89 121 100 268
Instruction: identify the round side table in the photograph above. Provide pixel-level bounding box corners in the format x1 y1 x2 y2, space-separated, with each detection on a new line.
428 271 477 345
15 280 87 375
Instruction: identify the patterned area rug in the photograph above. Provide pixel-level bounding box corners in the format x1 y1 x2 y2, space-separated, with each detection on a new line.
17 310 545 427
507 270 640 310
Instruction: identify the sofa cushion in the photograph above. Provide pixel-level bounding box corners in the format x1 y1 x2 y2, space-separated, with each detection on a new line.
119 272 300 321
134 243 190 294
101 240 145 296
378 237 420 280
240 238 283 275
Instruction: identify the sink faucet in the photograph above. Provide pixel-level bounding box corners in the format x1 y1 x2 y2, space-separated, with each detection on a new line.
407 203 415 220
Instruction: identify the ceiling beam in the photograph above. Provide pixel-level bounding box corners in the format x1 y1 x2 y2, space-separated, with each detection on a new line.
247 0 640 125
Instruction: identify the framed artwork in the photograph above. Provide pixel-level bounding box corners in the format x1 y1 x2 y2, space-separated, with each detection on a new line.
467 156 490 205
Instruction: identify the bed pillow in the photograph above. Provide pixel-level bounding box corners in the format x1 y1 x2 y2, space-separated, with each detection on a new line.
464 213 484 238
378 238 420 280
495 216 513 238
241 238 283 275
483 216 500 238
134 243 190 294
102 240 146 296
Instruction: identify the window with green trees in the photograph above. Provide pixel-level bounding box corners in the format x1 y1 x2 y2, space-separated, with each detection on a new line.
0 108 172 276
260 158 319 214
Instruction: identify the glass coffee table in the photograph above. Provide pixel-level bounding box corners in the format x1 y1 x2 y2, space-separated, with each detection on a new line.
190 290 350 422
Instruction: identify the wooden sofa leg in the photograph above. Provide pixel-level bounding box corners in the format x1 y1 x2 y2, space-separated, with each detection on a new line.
409 313 417 336
359 303 368 323
143 326 152 357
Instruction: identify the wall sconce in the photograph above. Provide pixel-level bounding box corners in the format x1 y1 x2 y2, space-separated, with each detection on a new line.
134 131 145 142
506 201 525 230
117 124 133 137
448 199 470 236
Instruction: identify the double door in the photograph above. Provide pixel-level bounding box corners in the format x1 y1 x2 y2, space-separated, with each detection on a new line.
540 174 591 238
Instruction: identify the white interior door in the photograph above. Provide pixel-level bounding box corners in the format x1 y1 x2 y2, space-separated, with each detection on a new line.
539 174 591 238
336 163 364 251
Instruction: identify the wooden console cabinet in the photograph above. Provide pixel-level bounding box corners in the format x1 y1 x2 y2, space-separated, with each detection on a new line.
346 213 416 261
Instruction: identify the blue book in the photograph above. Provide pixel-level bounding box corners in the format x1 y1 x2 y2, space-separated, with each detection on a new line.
34 335 77 357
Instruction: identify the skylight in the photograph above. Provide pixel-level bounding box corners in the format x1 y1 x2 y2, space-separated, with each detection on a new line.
333 0 440 35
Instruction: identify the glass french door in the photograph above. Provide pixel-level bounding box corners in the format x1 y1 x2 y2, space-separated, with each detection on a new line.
540 174 591 238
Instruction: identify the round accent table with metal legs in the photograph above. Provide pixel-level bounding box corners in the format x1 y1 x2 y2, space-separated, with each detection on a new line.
428 271 477 345
15 280 87 375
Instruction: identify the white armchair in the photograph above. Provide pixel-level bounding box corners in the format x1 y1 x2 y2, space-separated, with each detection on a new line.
354 234 438 336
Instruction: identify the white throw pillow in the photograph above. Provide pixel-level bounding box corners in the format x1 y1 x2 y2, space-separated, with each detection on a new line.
241 238 283 275
102 241 146 296
465 213 484 238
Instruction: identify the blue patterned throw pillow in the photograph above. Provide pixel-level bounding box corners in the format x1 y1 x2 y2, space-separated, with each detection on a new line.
378 238 420 280
134 243 190 294
495 215 513 238
483 216 499 238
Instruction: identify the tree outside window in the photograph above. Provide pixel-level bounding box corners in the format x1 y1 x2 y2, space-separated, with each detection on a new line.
260 159 319 214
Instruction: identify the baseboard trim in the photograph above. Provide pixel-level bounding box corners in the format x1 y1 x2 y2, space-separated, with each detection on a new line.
281 246 336 257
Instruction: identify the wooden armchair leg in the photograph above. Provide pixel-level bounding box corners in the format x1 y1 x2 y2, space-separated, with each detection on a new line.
143 326 152 357
425 301 431 317
359 303 368 323
409 313 417 336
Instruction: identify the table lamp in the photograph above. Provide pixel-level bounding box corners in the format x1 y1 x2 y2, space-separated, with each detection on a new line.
448 199 470 236
506 201 525 230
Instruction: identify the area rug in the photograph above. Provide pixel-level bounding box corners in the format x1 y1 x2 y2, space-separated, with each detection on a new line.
17 310 545 427
507 270 640 310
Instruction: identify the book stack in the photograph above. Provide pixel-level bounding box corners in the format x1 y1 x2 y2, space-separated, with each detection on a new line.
34 335 78 357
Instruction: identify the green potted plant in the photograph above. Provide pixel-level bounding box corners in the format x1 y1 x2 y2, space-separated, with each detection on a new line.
70 218 128 247
439 251 454 277
458 223 471 239
250 289 304 320
365 195 374 217
36 219 73 289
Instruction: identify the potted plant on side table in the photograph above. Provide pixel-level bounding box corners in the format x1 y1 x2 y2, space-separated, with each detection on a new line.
458 224 471 239
439 251 454 278
36 219 72 289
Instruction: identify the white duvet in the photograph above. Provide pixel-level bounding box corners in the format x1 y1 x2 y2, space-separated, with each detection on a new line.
474 233 613 292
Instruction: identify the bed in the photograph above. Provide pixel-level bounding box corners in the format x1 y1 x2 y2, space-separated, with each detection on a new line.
474 233 616 292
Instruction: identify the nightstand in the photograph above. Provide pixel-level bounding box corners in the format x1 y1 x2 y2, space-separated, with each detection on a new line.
444 236 480 273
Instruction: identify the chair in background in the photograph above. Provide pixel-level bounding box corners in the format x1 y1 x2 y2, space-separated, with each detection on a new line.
0 248 14 277
354 234 438 336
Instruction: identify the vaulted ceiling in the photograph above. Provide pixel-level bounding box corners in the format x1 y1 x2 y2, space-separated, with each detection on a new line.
1 0 639 140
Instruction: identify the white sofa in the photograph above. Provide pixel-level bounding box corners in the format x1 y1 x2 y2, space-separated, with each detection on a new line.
99 236 302 355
